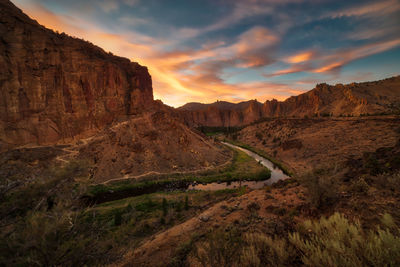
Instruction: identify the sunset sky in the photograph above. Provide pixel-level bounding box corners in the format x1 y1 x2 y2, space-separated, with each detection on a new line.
13 0 400 107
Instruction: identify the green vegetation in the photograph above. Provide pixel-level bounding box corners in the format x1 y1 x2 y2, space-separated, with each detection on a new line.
223 139 293 176
290 213 400 266
188 213 400 267
86 147 270 202
1 169 240 267
0 159 89 218
196 126 243 136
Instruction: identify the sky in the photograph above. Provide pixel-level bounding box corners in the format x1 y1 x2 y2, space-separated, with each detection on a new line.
13 0 400 107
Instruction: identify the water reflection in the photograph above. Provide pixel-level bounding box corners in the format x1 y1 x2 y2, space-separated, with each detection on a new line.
188 142 289 191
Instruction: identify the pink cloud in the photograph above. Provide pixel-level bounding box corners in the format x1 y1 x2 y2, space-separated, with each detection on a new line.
267 39 400 77
326 0 400 19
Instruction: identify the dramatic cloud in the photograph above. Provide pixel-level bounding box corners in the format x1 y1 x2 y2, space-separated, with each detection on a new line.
12 0 400 107
267 39 400 77
285 51 315 64
326 0 400 19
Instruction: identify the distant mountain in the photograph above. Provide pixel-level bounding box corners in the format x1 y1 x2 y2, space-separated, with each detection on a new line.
262 76 400 118
179 100 262 111
178 100 264 127
178 76 400 127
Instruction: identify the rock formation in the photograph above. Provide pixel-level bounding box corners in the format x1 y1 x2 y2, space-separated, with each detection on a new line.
262 77 400 118
179 76 400 127
0 0 231 178
178 100 264 127
0 0 153 145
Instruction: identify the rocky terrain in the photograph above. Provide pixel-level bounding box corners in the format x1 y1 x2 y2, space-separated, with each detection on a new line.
78 111 230 183
231 116 400 175
179 100 263 127
178 76 400 127
0 0 230 181
0 0 154 146
1 1 400 266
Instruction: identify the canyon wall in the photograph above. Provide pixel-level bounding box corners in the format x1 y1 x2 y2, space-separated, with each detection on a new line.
0 0 154 145
178 100 263 127
179 76 400 127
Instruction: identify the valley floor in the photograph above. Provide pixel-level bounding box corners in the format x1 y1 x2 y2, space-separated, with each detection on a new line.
1 116 400 266
117 116 400 266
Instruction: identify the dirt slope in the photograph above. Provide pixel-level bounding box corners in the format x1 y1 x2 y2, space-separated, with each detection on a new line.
234 116 400 174
78 111 231 183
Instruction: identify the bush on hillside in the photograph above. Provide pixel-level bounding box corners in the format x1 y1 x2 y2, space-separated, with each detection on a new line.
298 169 338 208
191 213 400 267
290 213 400 267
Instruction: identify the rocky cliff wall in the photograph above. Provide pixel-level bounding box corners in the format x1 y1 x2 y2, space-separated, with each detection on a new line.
179 76 400 127
0 0 154 145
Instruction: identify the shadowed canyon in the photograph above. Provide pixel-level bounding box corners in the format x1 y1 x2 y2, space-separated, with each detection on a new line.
1 0 400 266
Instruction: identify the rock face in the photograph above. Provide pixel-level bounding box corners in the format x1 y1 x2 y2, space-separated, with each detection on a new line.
262 77 400 118
0 0 231 178
178 100 264 127
0 0 153 145
179 76 400 127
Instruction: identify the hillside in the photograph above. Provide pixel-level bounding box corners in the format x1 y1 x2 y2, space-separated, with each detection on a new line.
178 76 400 127
1 0 400 266
0 0 231 181
231 116 400 175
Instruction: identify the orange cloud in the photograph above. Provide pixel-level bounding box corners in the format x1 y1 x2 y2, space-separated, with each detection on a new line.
12 1 400 108
269 39 400 77
313 62 342 73
286 51 314 63
327 0 400 19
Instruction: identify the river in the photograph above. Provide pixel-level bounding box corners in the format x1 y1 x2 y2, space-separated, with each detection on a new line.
86 142 291 204
188 142 289 191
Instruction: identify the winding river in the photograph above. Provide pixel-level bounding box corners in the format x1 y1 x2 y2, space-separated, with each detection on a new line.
86 142 290 204
188 142 289 191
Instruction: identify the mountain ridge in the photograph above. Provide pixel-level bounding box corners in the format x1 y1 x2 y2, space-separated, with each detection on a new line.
178 76 400 127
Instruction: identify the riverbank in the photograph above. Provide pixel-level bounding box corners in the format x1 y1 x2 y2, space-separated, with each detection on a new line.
223 139 294 176
84 144 273 204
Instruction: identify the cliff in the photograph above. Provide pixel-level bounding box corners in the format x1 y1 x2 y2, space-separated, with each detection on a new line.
179 76 400 127
262 76 400 117
0 0 154 145
178 100 263 127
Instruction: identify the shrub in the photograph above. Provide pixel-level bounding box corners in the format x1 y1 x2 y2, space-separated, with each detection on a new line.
188 213 400 267
247 202 260 212
298 169 338 208
184 196 189 210
1 209 96 266
369 171 400 191
363 153 382 175
272 137 280 143
241 233 293 266
175 201 183 213
194 227 243 267
350 177 369 194
162 198 168 216
262 140 266 145
290 213 400 267
114 211 122 226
